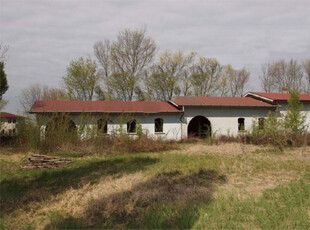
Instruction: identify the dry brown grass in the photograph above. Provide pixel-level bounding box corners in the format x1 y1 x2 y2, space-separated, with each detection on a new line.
178 143 266 156
78 169 225 228
0 148 27 162
3 172 150 229
3 169 226 229
219 171 301 199
1 142 310 229
172 143 310 199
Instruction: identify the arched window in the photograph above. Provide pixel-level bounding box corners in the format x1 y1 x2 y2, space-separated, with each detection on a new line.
258 118 265 130
238 118 245 131
97 119 108 134
45 115 77 138
155 118 163 133
127 119 136 133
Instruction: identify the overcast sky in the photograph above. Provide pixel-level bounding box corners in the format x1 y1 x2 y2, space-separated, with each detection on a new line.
1 0 310 113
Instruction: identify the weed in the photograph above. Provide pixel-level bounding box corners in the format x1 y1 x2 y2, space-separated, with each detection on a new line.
194 174 310 229
75 169 225 228
0 156 158 214
13 113 178 155
1 142 309 229
47 211 86 229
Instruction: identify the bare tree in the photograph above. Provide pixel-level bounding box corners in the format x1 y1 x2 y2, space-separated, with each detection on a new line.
94 39 112 79
20 84 67 113
189 57 223 96
218 74 229 97
261 63 275 92
285 59 304 92
224 65 250 97
63 57 100 100
260 59 305 93
111 28 156 77
94 27 157 101
303 59 310 92
145 50 196 100
105 72 140 101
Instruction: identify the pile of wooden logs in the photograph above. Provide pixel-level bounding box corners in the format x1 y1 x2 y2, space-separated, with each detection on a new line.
20 154 73 169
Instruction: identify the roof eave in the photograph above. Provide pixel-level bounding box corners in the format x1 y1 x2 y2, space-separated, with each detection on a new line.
244 92 274 103
29 110 183 114
176 104 276 108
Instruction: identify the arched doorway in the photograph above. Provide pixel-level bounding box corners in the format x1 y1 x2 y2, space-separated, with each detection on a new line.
188 116 211 138
45 115 77 137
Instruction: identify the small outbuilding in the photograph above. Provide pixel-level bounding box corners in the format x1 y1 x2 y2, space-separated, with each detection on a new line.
0 112 24 136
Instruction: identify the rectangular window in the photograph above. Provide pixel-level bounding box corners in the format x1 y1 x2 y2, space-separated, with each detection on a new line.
155 118 163 133
97 119 108 134
258 118 265 130
238 118 245 131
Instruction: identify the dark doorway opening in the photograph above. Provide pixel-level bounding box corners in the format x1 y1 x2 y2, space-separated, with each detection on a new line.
127 119 137 133
97 119 108 134
188 116 211 138
46 115 77 137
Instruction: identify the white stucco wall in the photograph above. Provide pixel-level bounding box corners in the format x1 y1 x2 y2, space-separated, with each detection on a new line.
0 121 17 136
304 104 310 131
182 106 274 137
36 102 310 140
277 102 310 131
103 113 183 140
39 112 183 140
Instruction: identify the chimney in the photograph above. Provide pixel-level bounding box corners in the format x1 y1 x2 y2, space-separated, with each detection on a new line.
282 87 288 94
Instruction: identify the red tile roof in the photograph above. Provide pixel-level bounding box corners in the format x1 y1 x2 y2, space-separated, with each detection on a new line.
173 96 274 107
29 100 182 113
0 112 24 119
245 92 310 102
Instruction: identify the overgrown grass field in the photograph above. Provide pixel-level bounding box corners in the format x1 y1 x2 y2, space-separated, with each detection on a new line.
1 142 310 229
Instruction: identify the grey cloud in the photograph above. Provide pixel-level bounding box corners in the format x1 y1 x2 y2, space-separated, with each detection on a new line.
1 0 309 113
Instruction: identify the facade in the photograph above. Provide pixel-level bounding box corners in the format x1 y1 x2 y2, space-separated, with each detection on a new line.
30 100 183 140
245 92 310 131
172 97 275 138
29 92 310 140
0 112 24 136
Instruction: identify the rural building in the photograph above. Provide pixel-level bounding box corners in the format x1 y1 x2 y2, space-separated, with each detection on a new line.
244 92 310 128
29 92 310 140
0 112 24 136
173 96 275 138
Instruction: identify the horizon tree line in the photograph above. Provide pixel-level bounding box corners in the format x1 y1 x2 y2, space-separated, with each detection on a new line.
9 27 310 112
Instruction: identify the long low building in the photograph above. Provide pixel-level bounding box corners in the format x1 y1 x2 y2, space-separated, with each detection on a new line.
29 92 310 140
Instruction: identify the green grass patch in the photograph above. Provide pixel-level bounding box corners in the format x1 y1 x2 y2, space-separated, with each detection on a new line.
53 151 85 158
142 204 203 229
1 144 310 229
194 174 310 229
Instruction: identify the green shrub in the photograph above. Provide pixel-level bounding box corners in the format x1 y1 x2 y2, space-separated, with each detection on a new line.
13 113 177 154
247 91 309 150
